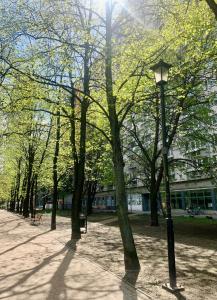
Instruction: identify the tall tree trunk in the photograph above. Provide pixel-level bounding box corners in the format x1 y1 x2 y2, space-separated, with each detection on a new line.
19 196 23 214
105 1 140 271
150 163 164 225
150 185 159 226
51 107 60 230
33 117 52 217
16 198 20 213
86 180 97 215
34 175 38 218
150 166 159 226
71 165 82 239
15 158 22 213
30 179 35 218
42 197 46 211
112 140 140 270
69 89 81 239
10 186 15 212
16 173 21 213
23 146 34 218
70 41 90 240
19 173 27 214
20 189 25 215
205 0 217 19
71 101 88 239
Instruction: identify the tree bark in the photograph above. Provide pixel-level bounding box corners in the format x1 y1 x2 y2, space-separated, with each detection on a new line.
30 179 35 218
23 145 35 218
69 88 81 240
19 196 23 214
112 139 140 270
150 176 159 226
33 175 38 218
105 0 140 271
10 187 15 212
19 171 27 214
15 158 22 213
205 0 217 19
86 180 97 215
51 107 60 230
71 101 88 239
70 40 90 240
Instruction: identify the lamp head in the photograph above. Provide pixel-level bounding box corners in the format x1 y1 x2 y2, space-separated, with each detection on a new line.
150 59 172 85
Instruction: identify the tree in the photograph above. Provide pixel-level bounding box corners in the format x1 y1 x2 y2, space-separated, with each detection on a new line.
0 0 102 239
51 105 60 230
121 0 217 225
84 127 113 215
103 0 140 270
205 0 217 19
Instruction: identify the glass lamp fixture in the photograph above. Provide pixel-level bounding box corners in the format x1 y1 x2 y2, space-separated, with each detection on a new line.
151 59 172 84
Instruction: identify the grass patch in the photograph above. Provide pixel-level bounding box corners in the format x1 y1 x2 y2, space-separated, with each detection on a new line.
173 215 217 225
39 209 71 217
39 210 217 225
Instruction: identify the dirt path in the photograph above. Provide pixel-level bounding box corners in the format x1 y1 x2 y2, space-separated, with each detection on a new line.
0 210 149 300
48 213 217 300
2 210 217 300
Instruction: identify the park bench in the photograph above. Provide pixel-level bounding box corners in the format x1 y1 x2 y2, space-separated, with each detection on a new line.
31 213 43 225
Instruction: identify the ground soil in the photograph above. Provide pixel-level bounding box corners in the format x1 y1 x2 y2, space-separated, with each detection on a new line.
0 210 148 300
1 209 216 299
39 211 217 300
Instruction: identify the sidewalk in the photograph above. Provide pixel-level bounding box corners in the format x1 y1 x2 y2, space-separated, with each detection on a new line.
0 210 150 300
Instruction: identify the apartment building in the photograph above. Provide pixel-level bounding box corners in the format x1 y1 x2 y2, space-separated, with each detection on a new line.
94 85 217 215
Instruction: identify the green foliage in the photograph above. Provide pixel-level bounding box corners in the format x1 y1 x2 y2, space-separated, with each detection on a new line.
0 0 216 202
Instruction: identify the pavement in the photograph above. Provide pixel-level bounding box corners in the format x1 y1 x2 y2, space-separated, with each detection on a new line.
0 210 150 300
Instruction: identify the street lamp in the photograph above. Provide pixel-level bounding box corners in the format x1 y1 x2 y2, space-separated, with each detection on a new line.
150 60 184 292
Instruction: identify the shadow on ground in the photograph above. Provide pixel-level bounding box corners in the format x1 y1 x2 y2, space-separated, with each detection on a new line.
88 214 217 251
0 230 50 257
74 213 217 300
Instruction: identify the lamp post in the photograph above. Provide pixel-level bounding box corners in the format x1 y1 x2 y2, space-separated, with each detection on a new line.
150 60 184 292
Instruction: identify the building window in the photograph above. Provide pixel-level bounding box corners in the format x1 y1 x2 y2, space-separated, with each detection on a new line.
185 189 213 210
171 192 183 209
